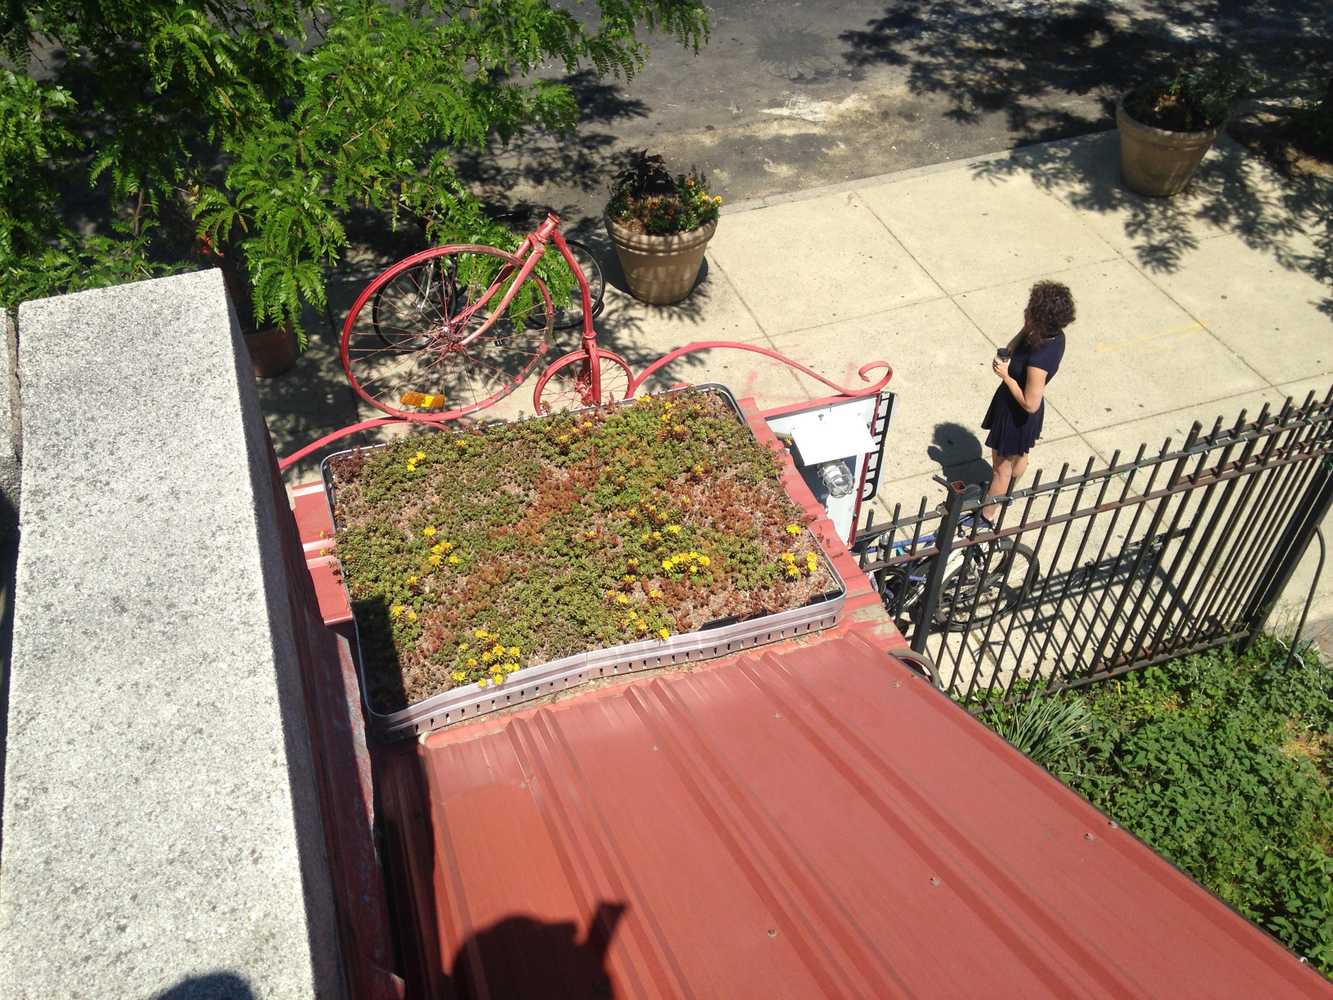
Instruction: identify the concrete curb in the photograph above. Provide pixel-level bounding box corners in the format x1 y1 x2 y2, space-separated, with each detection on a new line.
722 131 1117 216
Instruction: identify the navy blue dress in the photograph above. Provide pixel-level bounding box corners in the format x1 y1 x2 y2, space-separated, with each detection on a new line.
982 332 1065 457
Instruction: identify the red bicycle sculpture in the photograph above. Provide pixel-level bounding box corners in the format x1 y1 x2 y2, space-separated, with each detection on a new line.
281 214 891 470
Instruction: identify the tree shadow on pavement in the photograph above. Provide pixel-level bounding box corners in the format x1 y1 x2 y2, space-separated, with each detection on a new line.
456 70 650 238
839 0 1333 313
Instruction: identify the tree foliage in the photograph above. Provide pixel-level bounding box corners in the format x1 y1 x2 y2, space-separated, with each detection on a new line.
1 0 708 344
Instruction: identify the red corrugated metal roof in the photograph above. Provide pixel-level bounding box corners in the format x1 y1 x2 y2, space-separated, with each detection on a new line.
373 629 1328 999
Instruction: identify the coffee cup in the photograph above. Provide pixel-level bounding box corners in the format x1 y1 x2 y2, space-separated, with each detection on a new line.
996 347 1011 360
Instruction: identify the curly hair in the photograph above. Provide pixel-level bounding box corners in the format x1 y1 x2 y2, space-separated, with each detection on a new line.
1021 280 1076 347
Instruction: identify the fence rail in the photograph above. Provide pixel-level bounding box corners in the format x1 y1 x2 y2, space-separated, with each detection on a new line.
853 387 1333 704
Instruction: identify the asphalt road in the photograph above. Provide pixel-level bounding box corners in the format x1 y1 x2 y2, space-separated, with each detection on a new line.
463 0 1333 237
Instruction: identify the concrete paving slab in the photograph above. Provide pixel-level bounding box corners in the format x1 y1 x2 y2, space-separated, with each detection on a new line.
1079 387 1289 466
595 264 768 355
1274 376 1333 408
1144 235 1333 386
1000 132 1315 267
857 163 1118 294
955 258 1268 432
770 296 1075 482
707 191 941 334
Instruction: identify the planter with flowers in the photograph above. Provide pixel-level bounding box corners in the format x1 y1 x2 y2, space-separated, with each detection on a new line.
606 152 722 305
323 387 844 739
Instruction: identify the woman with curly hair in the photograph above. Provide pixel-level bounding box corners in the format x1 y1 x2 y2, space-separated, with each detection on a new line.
979 280 1075 522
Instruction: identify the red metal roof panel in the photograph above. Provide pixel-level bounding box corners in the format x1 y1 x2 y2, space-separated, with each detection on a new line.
375 631 1328 999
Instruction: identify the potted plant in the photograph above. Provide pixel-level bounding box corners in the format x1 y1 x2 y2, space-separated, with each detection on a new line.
196 234 298 378
1117 62 1252 197
606 152 722 305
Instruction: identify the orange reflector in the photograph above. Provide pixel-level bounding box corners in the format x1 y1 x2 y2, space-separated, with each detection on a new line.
401 391 444 411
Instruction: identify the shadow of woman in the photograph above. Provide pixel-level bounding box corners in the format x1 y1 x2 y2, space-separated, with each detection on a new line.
927 420 991 488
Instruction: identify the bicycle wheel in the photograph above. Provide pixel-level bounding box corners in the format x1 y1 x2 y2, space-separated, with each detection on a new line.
372 255 463 349
532 349 632 413
342 245 553 420
874 564 925 621
935 541 1038 629
538 240 606 331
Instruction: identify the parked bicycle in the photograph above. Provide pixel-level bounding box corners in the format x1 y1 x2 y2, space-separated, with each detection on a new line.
864 477 1038 632
339 213 893 422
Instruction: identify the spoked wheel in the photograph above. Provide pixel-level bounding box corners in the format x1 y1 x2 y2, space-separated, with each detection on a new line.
535 240 606 331
874 564 925 623
935 541 1038 629
532 349 633 413
342 245 553 419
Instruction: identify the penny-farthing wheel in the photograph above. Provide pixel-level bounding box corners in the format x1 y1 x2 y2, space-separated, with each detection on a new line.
341 244 553 420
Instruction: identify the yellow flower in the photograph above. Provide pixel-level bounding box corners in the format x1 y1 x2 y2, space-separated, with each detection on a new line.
452 671 466 682
442 541 454 552
785 566 800 579
447 554 460 565
474 628 488 638
658 628 670 640
782 553 796 564
785 524 800 536
504 662 519 674
428 555 442 566
390 604 405 618
482 651 494 663
662 558 674 571
689 565 698 574
405 575 418 586
422 526 437 537
616 594 630 605
649 589 663 599
466 657 478 667
698 555 711 567
477 678 489 688
507 646 520 657
492 643 505 655
405 609 418 622
414 450 426 461
666 525 682 535
458 642 469 651
491 672 505 685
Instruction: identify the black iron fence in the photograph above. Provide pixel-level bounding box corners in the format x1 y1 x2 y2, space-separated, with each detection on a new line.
853 388 1333 704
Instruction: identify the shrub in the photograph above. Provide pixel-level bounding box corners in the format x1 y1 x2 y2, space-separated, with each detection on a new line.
1126 60 1256 131
977 639 1333 974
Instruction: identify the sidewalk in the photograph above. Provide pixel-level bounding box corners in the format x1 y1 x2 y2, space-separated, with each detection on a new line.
259 129 1332 634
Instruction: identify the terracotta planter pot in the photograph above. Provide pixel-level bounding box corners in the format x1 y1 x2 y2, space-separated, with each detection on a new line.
1116 94 1220 197
245 324 297 378
606 216 717 305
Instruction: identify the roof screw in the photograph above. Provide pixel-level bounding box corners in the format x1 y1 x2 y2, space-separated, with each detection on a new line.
929 876 942 887
767 928 778 939
1084 832 1097 842
1107 820 1119 829
773 712 782 719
